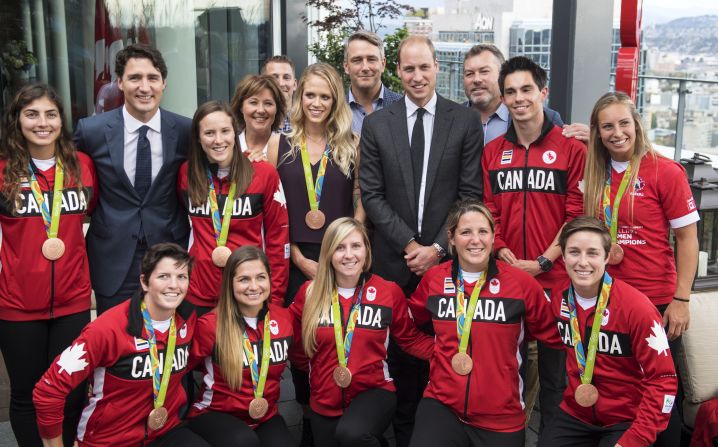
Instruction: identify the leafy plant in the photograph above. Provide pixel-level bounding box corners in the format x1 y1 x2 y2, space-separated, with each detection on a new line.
1 40 38 71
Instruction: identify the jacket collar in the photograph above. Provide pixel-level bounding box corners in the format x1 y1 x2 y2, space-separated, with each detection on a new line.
504 111 554 147
450 255 499 285
127 289 196 337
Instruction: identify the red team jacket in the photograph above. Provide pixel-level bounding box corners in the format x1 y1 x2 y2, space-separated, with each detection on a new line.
0 154 98 321
551 278 677 447
188 305 293 427
289 274 433 417
409 259 561 433
177 161 289 307
482 119 586 289
603 154 700 305
33 293 197 446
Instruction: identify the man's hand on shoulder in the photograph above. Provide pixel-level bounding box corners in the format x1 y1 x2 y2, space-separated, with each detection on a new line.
562 123 590 143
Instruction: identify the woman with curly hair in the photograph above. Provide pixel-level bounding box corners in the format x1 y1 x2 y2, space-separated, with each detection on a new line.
0 83 97 446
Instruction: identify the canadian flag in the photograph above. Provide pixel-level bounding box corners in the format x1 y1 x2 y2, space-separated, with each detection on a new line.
94 0 124 113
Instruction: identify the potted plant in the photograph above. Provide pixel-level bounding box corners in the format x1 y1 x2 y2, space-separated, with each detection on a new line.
1 40 38 84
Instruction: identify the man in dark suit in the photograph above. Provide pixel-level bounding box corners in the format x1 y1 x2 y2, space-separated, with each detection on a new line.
75 44 191 314
359 35 483 447
344 29 403 134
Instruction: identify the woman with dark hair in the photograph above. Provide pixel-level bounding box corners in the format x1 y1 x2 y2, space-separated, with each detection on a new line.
230 74 286 161
177 100 289 315
538 217 677 447
0 83 97 446
34 243 209 447
408 199 561 447
582 92 698 445
289 217 432 447
186 246 296 447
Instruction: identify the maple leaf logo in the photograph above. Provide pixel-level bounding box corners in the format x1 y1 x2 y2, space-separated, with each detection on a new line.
57 343 89 375
645 321 670 356
273 182 286 208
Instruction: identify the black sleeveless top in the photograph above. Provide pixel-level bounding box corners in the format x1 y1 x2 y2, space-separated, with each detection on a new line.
276 134 354 244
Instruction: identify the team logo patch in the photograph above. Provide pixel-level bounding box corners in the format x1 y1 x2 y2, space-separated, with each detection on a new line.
273 182 286 207
500 150 513 165
179 324 188 339
443 277 455 294
646 321 670 356
560 298 570 318
578 179 585 193
542 150 557 164
634 176 645 192
284 243 290 259
134 337 150 351
57 343 89 375
270 320 279 335
601 308 610 326
366 286 377 302
489 278 500 294
687 197 696 211
662 395 676 414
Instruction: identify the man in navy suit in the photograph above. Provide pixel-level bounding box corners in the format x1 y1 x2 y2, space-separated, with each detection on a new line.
344 29 403 134
75 44 191 314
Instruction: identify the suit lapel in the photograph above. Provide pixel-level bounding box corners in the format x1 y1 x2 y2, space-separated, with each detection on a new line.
388 100 416 217
424 95 454 204
105 109 139 197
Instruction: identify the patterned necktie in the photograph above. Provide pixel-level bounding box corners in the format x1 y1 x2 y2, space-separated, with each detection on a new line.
411 107 426 207
135 125 152 198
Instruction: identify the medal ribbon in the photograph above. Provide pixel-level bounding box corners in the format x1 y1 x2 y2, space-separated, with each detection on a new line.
566 272 613 385
455 270 486 354
140 301 177 409
206 169 237 247
300 141 329 212
241 313 272 399
27 159 64 238
602 162 632 243
331 280 366 368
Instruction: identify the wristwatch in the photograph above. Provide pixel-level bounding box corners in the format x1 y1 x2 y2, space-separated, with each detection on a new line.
536 255 553 272
432 243 446 258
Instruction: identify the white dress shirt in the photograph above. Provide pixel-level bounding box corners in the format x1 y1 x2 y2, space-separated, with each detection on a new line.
122 106 163 186
405 92 437 233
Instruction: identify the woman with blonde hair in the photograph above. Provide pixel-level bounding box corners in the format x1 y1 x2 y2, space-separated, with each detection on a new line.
187 246 296 447
230 74 286 160
289 217 432 447
582 91 698 446
268 63 364 441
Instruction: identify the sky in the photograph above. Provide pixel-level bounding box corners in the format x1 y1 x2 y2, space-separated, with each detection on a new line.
403 0 718 24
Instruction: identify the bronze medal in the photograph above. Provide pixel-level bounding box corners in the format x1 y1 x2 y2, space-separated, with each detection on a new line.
211 246 232 268
305 210 326 230
451 352 473 376
147 406 168 431
333 366 352 388
248 397 269 420
574 383 599 407
607 243 624 265
42 237 65 261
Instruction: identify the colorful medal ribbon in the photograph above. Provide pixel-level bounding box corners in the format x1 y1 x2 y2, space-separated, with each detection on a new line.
566 273 613 385
455 270 486 354
206 169 237 247
300 141 329 212
602 162 632 243
241 313 272 399
331 280 366 369
28 159 64 239
140 301 177 410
